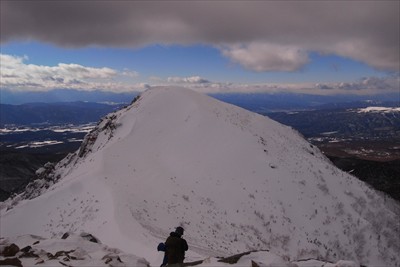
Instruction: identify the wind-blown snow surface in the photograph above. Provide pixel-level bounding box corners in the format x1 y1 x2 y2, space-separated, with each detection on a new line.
1 87 399 266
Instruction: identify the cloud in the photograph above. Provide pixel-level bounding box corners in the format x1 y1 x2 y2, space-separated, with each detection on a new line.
121 69 139 78
163 75 399 95
167 76 210 84
315 75 399 92
221 43 309 72
1 53 397 95
146 73 399 95
1 1 398 72
0 54 139 92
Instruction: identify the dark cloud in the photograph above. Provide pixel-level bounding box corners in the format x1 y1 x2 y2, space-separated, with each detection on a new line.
1 1 399 71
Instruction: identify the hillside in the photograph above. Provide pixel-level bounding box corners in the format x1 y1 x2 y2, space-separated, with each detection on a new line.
1 87 399 266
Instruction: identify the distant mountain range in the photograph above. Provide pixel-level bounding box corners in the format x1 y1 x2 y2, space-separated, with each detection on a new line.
211 92 399 113
0 102 125 126
0 88 139 105
1 91 398 126
266 106 400 140
2 87 398 109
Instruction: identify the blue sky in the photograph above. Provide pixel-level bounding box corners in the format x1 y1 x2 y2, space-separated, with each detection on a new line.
1 1 399 99
1 41 383 83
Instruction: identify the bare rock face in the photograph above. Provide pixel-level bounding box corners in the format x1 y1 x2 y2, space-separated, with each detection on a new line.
1 243 20 257
0 257 22 267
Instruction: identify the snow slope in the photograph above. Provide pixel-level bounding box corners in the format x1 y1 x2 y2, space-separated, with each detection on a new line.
1 87 399 266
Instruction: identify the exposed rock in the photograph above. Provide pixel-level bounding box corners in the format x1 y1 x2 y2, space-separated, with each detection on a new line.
1 243 19 257
183 260 204 266
80 233 100 243
102 253 123 264
19 246 39 258
19 250 39 259
35 258 45 264
55 250 75 258
0 257 22 267
218 251 255 264
20 246 31 253
61 233 70 240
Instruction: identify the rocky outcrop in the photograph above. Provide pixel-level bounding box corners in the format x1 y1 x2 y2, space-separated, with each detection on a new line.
1 244 20 257
0 257 22 267
0 234 149 267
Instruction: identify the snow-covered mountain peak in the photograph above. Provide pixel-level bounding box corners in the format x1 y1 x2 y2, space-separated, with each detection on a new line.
1 87 399 267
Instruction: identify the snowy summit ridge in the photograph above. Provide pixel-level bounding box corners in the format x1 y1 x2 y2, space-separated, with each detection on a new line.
1 87 399 266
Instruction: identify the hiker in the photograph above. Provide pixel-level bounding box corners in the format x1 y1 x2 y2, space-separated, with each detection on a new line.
164 226 188 267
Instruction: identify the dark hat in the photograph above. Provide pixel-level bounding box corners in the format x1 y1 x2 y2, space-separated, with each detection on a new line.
175 226 184 236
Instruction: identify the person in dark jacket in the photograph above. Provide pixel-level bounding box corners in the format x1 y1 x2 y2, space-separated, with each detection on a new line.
165 226 188 266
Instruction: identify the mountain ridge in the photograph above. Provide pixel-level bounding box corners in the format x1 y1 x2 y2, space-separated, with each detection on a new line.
1 87 399 266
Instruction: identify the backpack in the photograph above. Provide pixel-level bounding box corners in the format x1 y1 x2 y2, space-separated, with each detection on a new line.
157 242 166 252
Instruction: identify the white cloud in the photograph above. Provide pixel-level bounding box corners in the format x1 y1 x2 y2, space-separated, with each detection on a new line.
167 76 210 84
162 75 399 95
121 69 139 78
221 43 310 72
315 75 400 92
1 53 397 95
0 54 140 92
